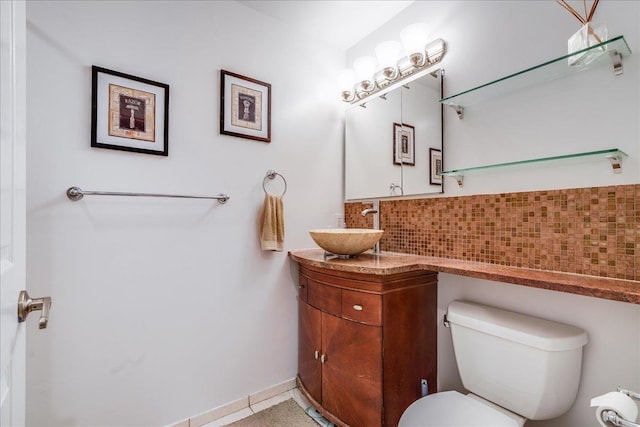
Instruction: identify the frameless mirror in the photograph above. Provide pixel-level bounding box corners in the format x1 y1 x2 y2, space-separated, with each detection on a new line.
345 68 443 200
345 85 402 199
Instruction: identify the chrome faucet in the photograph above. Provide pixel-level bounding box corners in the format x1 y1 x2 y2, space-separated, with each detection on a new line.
361 207 378 216
361 200 380 254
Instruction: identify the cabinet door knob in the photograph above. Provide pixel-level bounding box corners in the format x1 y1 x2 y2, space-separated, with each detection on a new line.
314 350 319 359
320 354 327 364
353 304 363 311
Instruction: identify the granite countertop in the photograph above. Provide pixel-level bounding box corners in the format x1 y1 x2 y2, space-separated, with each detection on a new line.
289 249 640 305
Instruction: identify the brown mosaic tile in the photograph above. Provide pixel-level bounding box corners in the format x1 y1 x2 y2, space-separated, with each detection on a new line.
345 184 639 281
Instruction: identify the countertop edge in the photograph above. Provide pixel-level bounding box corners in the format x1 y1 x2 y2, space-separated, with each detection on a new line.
288 249 640 305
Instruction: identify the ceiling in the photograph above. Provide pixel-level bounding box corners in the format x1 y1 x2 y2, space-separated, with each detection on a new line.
236 0 415 50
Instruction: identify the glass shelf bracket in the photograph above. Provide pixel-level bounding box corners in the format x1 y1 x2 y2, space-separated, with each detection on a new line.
441 148 628 187
440 36 631 119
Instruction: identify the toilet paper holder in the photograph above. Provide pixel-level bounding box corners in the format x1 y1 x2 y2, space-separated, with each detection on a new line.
618 388 640 401
600 387 640 427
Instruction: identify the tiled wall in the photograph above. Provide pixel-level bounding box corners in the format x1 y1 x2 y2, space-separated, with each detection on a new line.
345 184 639 281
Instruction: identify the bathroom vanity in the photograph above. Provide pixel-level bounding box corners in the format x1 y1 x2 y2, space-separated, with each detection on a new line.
294 255 437 427
290 246 640 427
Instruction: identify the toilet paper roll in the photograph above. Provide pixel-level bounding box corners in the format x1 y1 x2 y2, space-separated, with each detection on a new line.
591 391 638 427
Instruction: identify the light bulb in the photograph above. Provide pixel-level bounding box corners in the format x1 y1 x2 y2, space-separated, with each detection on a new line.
353 56 377 92
337 69 355 101
375 40 402 79
400 23 430 66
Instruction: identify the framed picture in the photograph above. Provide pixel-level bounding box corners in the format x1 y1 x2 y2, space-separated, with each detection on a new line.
91 66 169 156
430 148 443 185
393 122 415 166
220 70 271 142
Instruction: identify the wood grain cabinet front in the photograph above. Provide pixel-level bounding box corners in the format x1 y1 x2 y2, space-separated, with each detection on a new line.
296 264 437 427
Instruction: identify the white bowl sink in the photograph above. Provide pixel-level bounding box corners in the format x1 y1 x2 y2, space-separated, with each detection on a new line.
309 228 384 256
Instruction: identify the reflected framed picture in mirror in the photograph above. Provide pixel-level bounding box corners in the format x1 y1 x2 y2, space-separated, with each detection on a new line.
430 148 442 185
393 122 415 166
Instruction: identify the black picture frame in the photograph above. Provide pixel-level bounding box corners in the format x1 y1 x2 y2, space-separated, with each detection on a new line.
430 148 442 185
91 66 169 156
220 69 271 143
393 122 415 166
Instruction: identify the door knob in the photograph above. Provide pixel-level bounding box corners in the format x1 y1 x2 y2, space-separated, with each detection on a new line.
17 290 52 329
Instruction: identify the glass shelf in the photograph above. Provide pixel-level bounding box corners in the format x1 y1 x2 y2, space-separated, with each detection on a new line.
440 36 631 118
441 148 628 186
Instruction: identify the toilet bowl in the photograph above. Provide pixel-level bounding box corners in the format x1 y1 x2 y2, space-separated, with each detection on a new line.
398 300 588 427
399 391 525 427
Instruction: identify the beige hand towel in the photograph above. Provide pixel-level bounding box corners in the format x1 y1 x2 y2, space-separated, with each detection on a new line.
259 193 285 252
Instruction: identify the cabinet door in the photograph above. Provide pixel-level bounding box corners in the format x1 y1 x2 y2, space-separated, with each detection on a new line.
322 313 383 427
299 300 322 403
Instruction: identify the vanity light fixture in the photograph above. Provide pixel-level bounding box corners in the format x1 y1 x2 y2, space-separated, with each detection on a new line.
400 23 431 67
338 69 356 102
375 40 403 80
339 23 446 104
353 55 378 95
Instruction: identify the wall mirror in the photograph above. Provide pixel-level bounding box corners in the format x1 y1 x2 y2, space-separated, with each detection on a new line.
345 68 443 200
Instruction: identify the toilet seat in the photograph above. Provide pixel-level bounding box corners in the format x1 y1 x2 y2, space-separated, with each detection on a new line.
398 391 522 427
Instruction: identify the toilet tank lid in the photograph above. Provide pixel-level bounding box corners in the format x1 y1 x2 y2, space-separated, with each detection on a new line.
447 301 588 351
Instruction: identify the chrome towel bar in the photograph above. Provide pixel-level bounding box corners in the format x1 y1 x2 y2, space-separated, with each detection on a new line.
66 186 229 204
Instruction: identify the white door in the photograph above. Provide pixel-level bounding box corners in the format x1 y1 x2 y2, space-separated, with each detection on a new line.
0 1 27 426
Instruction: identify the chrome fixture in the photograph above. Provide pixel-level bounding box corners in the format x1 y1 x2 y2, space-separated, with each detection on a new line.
361 200 380 254
600 410 639 427
594 387 640 427
338 23 445 104
389 183 403 196
421 379 429 397
263 169 287 196
361 208 378 217
66 187 229 204
401 23 432 67
18 290 52 329
618 388 640 401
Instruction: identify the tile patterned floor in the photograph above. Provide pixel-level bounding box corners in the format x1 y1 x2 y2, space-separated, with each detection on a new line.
203 388 312 427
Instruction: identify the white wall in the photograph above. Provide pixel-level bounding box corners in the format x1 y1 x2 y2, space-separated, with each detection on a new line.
348 1 640 426
25 1 344 426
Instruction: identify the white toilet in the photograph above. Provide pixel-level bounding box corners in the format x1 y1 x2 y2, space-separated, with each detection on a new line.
399 300 589 427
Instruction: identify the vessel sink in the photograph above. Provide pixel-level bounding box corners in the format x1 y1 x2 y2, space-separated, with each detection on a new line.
308 228 384 256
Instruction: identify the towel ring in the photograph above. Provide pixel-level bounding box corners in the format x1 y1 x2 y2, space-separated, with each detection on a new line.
263 169 287 196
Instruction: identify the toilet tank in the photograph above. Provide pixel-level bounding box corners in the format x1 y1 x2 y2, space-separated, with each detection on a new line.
447 300 588 420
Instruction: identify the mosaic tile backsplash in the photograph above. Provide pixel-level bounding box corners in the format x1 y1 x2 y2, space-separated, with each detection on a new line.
345 185 639 281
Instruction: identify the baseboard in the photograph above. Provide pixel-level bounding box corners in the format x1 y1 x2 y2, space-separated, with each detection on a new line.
167 377 297 427
249 378 297 406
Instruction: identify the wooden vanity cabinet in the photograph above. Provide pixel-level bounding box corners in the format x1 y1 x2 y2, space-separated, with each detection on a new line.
297 264 437 427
